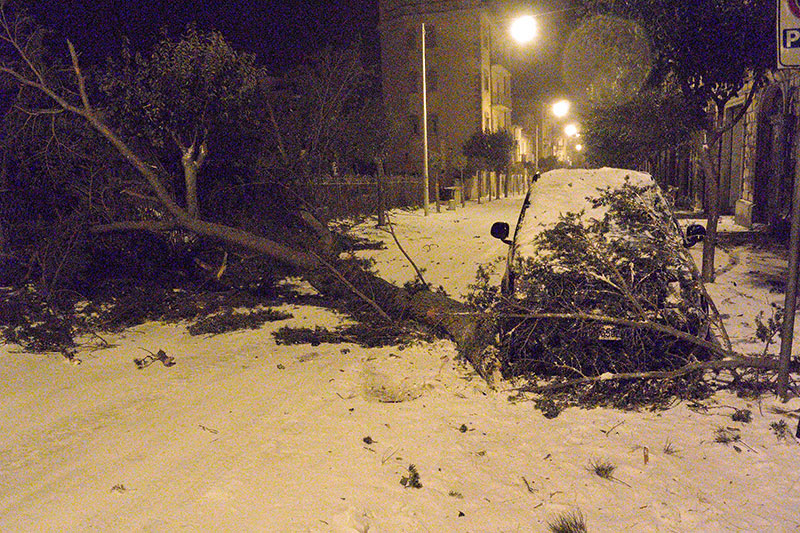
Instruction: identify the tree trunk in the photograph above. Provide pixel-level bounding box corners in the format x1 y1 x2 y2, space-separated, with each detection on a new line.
376 159 387 227
181 141 207 219
696 106 731 284
694 131 720 283
434 170 441 213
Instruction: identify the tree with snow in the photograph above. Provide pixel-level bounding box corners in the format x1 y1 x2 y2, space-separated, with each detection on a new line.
576 0 774 281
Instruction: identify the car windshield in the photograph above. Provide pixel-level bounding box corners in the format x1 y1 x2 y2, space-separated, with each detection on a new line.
513 167 656 261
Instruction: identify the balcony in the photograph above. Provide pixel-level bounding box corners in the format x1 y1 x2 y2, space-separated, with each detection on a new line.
491 93 511 109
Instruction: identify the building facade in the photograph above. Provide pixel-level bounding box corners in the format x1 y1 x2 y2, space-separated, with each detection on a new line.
647 70 798 239
378 0 529 179
716 71 799 237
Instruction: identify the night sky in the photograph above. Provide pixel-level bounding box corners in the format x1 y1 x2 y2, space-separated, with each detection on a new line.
24 0 380 72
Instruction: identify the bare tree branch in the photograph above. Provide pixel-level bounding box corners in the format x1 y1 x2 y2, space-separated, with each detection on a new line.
90 220 180 234
310 251 394 324
381 212 428 289
498 310 728 359
517 356 781 395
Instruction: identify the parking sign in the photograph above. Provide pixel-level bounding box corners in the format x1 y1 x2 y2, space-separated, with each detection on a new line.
779 0 800 67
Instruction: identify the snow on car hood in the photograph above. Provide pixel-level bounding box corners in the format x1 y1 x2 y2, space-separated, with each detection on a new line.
514 167 655 260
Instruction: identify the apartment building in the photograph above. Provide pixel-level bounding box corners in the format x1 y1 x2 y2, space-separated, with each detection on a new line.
378 0 523 176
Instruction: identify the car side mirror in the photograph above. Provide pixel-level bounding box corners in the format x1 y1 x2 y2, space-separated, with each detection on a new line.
684 223 706 248
491 221 513 245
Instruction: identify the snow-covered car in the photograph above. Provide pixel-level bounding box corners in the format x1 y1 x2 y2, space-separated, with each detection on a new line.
489 168 711 378
491 168 706 295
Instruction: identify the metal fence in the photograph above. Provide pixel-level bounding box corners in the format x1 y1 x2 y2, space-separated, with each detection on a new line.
300 174 423 220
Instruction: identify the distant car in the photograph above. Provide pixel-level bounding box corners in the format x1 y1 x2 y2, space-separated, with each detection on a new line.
489 168 710 377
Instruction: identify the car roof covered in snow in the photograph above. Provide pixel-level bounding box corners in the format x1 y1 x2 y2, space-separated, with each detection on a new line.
513 167 656 261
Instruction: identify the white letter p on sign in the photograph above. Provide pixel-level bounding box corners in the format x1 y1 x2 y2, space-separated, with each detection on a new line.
785 29 800 48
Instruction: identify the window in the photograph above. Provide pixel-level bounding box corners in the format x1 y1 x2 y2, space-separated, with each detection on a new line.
409 71 419 93
483 70 489 92
406 27 416 50
409 113 420 135
425 24 437 48
427 69 438 92
429 114 439 136
484 113 491 131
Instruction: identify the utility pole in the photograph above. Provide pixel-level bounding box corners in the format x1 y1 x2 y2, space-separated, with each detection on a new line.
777 144 800 400
776 0 800 399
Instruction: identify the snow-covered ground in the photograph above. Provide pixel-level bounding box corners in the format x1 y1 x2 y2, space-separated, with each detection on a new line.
2 170 799 532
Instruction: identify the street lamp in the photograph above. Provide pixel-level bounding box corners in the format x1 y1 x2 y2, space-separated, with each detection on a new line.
564 123 579 137
490 15 538 129
509 15 538 44
421 14 536 213
552 99 570 118
534 99 571 172
421 22 430 216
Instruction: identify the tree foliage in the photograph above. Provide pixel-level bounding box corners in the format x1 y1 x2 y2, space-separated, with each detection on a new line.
100 26 263 153
578 0 774 281
484 181 716 383
583 83 698 167
98 27 268 220
561 14 652 104
579 0 774 118
461 130 515 173
0 12 391 296
265 45 390 181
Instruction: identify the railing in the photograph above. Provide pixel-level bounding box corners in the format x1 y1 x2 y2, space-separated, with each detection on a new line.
299 174 423 220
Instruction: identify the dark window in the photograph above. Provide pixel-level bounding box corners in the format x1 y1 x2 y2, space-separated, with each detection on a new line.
429 114 439 136
409 113 420 135
427 69 438 92
483 70 489 91
425 24 437 48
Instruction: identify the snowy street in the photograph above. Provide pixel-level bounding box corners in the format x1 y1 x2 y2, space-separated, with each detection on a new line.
2 178 800 532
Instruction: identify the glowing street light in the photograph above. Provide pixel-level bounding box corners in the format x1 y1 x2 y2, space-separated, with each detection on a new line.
509 15 537 44
564 123 579 137
552 99 570 118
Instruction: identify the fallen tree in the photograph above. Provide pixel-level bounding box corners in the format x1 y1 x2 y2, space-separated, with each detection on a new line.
0 7 794 398
0 7 501 379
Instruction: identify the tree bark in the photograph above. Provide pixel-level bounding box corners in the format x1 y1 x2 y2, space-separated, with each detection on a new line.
695 131 720 283
181 140 207 219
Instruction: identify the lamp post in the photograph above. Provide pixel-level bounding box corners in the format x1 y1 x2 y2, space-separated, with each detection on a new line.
421 23 430 216
488 15 538 132
483 14 537 200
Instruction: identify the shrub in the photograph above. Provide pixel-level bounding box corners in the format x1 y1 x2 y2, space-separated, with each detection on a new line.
547 510 587 533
